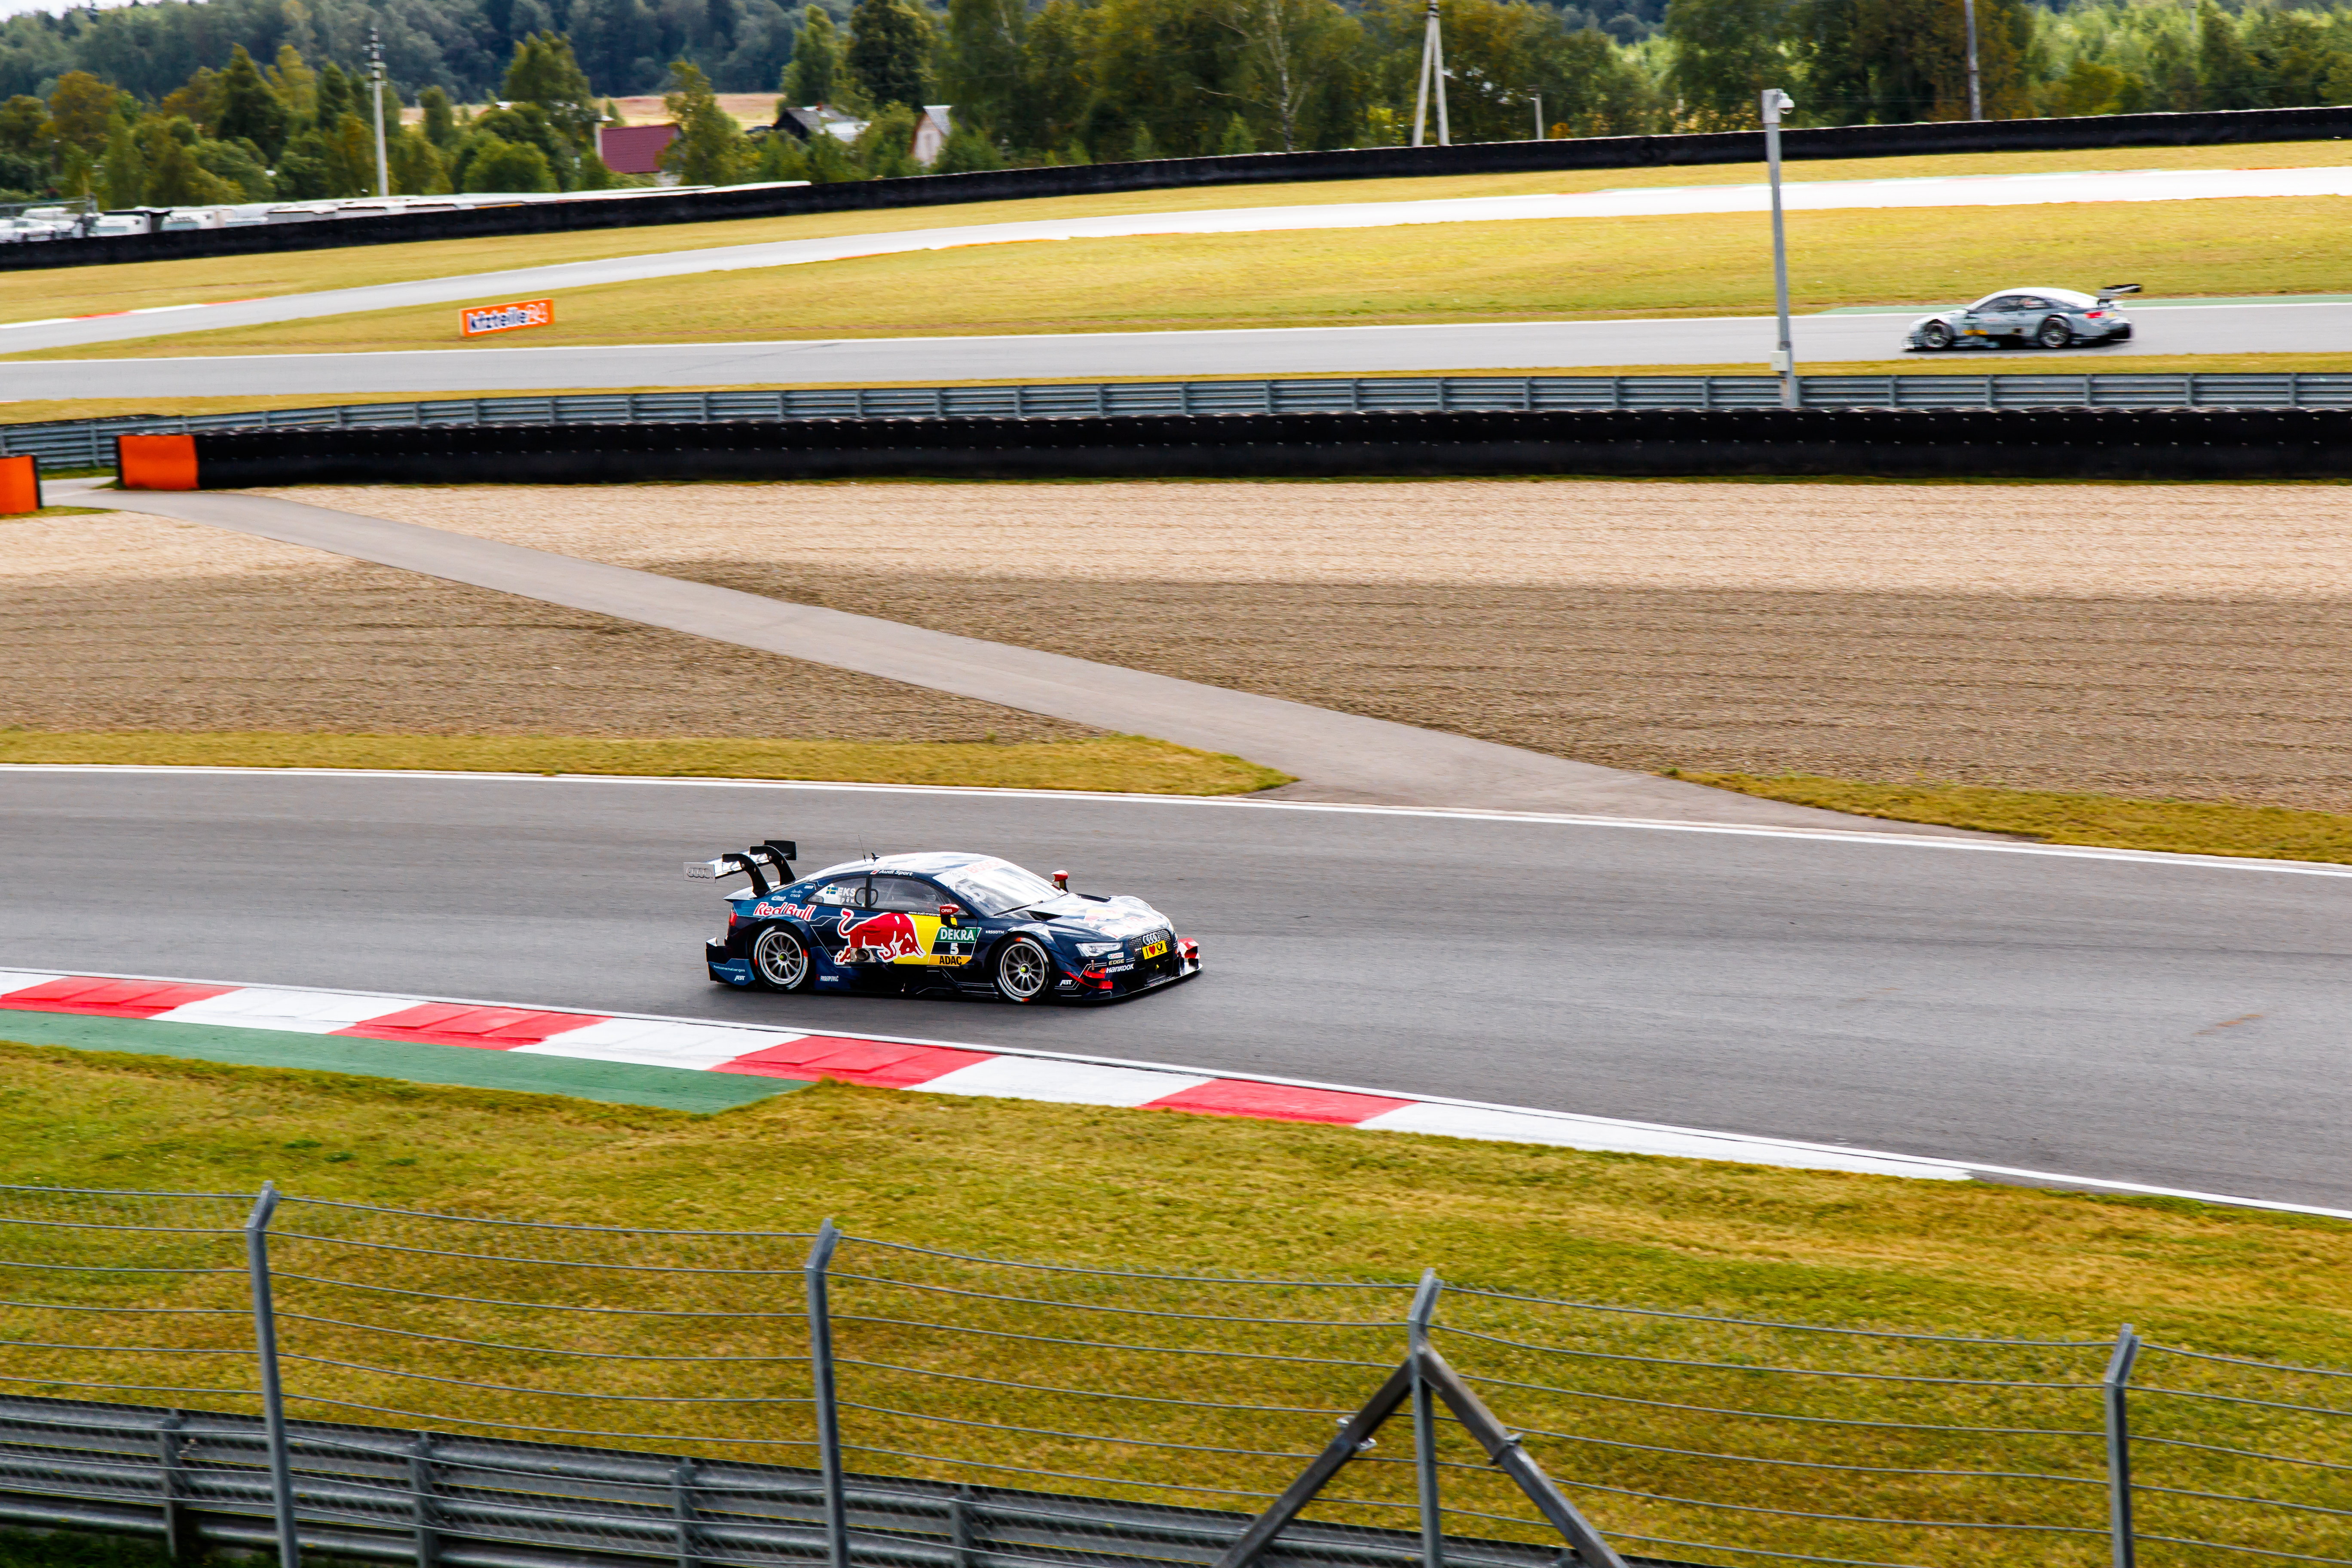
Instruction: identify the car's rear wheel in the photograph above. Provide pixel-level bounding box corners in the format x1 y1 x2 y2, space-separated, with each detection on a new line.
748 924 812 992
1919 321 1954 350
994 937 1053 1004
2036 317 2075 349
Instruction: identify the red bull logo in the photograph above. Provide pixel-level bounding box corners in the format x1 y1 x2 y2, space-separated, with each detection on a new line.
837 910 925 962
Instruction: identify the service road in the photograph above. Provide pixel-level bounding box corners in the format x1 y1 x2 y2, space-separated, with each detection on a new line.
3 769 2344 1210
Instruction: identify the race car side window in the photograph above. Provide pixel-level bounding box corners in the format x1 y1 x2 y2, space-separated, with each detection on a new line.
812 879 870 907
871 875 941 913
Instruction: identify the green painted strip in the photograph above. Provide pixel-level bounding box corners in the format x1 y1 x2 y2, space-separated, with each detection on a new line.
0 1009 807 1112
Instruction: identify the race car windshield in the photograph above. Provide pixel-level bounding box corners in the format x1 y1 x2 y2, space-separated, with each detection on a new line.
937 860 1065 915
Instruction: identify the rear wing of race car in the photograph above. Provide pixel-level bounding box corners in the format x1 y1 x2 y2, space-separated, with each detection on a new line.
2097 283 2142 303
685 839 797 896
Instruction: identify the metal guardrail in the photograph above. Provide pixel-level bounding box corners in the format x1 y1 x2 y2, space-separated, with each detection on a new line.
12 372 2352 471
0 1393 1587 1568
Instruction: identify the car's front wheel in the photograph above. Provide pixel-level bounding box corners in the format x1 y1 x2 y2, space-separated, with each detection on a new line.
994 937 1054 1004
1919 321 1954 350
748 924 812 992
2036 316 2075 349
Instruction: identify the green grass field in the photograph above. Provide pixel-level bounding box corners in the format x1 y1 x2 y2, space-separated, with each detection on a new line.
28 192 2351 361
0 730 1289 793
6 139 2349 331
0 1046 2346 1567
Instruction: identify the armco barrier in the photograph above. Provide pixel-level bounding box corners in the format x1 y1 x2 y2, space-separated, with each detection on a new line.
126 407 2352 486
26 371 2352 471
0 1393 1621 1568
12 102 2352 273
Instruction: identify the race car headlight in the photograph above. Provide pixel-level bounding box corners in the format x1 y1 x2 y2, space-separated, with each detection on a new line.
1074 941 1122 957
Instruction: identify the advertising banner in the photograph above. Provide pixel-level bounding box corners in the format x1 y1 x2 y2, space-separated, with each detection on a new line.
460 298 554 337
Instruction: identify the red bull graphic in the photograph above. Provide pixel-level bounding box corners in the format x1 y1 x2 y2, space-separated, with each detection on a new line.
829 910 975 966
837 910 926 962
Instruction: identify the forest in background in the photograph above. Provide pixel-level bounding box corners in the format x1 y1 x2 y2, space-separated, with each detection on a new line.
4 0 2352 204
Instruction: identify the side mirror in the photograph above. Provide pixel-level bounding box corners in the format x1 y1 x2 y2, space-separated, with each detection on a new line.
939 903 962 924
1052 870 1070 891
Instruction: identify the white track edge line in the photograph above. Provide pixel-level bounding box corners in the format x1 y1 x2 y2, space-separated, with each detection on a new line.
6 765 2348 877
16 967 2348 1221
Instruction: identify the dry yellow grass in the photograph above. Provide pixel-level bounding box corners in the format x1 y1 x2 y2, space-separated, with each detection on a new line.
0 730 1287 791
32 192 2352 359
3 138 2349 335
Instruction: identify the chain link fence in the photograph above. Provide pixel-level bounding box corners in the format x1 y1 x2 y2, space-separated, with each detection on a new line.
3 1182 2347 1568
12 373 2352 471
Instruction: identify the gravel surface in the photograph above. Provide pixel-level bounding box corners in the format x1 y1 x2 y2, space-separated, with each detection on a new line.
266 481 2352 811
0 510 1093 741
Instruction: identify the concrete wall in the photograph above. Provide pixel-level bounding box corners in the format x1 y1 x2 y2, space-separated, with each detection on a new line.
164 406 2352 484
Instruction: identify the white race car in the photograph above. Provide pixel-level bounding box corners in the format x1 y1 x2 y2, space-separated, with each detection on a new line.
1906 285 2139 351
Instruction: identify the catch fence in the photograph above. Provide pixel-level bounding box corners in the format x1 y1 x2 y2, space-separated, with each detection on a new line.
11 373 2352 471
0 1182 2346 1568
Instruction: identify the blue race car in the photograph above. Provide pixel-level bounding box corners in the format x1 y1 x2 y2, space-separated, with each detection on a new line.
689 840 1200 1004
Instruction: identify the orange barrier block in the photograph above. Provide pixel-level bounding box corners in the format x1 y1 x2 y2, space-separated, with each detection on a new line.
118 433 199 490
0 454 38 514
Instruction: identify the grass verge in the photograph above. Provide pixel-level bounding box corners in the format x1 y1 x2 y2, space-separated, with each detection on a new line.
1 505 107 518
1675 769 2352 864
0 1049 2344 1568
0 730 1291 794
4 138 2346 329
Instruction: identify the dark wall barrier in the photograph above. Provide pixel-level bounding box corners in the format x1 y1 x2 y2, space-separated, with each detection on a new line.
22 102 2352 274
139 407 2352 486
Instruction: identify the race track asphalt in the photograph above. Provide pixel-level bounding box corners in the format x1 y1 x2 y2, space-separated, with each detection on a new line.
13 299 2345 399
5 768 2346 1210
10 164 2349 360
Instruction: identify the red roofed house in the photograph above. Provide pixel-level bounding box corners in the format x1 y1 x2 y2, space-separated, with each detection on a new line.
600 123 680 177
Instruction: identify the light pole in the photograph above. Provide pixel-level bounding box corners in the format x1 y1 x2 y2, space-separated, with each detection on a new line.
1532 92 1543 141
369 27 390 197
1962 0 1982 119
1761 86 1797 409
1411 0 1449 148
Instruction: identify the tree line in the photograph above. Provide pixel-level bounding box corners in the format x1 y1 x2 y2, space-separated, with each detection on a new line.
0 34 646 205
5 0 2352 205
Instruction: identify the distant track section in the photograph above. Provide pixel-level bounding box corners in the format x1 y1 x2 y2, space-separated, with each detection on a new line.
6 101 2349 273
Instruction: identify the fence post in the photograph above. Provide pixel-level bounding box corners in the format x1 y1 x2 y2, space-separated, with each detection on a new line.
806 1219 849 1568
947 1484 974 1568
408 1435 438 1568
673 1458 701 1568
244 1182 301 1568
2104 1323 2141 1568
158 1410 199 1561
1408 1268 1444 1568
